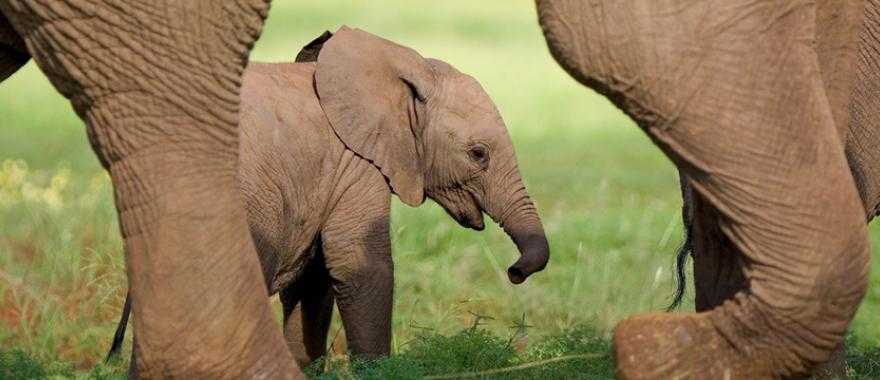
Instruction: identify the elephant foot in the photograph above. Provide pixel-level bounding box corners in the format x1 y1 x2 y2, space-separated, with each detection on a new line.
613 313 774 379
811 344 848 380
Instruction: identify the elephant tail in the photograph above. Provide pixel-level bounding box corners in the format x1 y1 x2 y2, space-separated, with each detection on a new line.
666 231 692 311
666 174 694 312
105 291 132 362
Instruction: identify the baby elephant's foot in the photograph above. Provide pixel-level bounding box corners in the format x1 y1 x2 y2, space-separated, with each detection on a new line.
613 313 773 379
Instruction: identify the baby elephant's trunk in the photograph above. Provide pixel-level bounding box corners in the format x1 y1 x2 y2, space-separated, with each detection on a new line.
503 211 549 284
491 177 549 284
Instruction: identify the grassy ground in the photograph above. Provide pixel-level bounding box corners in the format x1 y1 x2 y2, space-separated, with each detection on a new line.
1 1 879 378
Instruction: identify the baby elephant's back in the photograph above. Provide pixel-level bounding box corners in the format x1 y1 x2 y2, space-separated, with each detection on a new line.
240 62 340 160
238 62 343 288
239 62 343 200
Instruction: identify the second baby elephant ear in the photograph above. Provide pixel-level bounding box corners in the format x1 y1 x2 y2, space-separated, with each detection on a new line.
315 26 436 207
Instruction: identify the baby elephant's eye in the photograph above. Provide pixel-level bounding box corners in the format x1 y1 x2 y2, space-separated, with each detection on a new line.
468 145 489 169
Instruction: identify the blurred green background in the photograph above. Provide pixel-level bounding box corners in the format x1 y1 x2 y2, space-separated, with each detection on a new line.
1 1 879 377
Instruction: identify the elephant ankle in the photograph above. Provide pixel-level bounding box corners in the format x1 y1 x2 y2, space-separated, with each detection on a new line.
613 312 774 379
708 295 853 378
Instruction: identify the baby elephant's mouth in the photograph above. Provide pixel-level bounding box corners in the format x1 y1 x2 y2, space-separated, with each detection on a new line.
429 188 485 231
451 203 485 231
463 212 485 231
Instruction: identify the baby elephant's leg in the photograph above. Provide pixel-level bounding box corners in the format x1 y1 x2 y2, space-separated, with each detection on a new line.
321 176 393 359
280 255 334 368
328 253 393 359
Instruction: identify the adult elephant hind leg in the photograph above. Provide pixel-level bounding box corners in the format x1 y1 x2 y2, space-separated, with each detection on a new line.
688 190 747 313
538 1 869 378
0 1 300 378
673 176 746 314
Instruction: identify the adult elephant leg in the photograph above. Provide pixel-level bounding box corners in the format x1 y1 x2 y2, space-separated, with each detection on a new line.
128 334 139 379
687 1 863 374
848 0 880 218
678 173 747 314
0 11 27 81
680 2 863 377
809 3 880 377
689 188 849 379
538 1 869 378
0 1 300 377
688 189 747 313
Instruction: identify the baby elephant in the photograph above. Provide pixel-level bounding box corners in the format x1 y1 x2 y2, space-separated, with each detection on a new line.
108 27 549 367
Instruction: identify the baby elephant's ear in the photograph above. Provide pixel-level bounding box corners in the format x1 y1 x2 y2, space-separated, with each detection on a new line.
315 26 436 206
295 30 333 62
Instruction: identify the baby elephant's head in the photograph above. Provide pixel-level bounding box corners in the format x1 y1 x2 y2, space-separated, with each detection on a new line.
310 27 548 284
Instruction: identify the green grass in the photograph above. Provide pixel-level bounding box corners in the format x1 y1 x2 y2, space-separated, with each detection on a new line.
0 348 126 380
303 325 613 380
0 1 879 378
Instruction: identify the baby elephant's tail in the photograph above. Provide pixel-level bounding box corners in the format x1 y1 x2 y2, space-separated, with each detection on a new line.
105 291 131 362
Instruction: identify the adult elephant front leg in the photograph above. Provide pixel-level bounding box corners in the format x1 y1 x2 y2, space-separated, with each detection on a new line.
538 1 869 378
0 1 300 377
0 12 28 81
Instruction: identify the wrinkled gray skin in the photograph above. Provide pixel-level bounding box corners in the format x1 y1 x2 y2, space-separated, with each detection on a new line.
675 1 880 378
110 27 549 367
537 0 870 378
